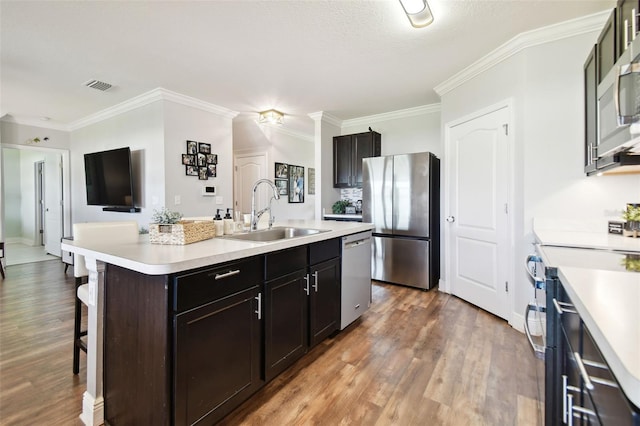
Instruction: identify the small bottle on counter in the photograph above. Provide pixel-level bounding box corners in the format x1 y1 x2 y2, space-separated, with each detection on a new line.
213 209 224 237
223 208 234 235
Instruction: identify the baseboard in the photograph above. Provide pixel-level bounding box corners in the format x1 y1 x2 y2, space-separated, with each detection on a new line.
5 237 36 246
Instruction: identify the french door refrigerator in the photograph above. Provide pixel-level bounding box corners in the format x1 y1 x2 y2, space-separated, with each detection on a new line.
362 152 440 290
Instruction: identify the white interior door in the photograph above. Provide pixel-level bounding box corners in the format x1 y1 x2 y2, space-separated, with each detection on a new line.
44 153 62 256
234 153 267 216
447 106 510 321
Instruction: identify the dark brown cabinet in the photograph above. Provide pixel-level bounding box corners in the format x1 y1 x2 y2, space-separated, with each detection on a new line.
333 131 381 188
264 246 308 381
308 239 341 348
597 9 617 84
584 44 598 175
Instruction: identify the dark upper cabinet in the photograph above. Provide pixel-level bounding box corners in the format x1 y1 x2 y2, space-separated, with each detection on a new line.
597 9 617 84
617 0 640 56
584 44 598 175
333 131 381 188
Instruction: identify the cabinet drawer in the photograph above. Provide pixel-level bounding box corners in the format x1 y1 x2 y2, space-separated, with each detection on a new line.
309 238 340 265
173 256 264 313
265 246 307 281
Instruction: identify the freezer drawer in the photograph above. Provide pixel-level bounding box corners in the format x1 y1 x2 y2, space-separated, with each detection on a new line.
372 236 432 289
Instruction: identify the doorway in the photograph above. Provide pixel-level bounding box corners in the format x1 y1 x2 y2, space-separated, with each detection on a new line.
444 102 513 322
1 144 70 265
233 151 268 216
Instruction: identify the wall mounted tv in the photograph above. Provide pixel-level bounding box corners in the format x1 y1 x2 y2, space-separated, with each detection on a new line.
84 147 140 212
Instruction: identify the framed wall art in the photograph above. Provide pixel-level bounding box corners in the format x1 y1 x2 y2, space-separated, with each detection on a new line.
275 162 288 179
182 140 218 180
288 165 304 203
198 142 211 154
186 140 198 155
308 168 315 195
275 178 288 196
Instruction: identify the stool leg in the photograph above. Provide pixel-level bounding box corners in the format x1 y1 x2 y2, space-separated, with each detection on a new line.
73 293 81 375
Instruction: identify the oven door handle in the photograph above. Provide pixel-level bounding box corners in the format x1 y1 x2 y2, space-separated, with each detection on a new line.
525 254 546 290
524 302 546 359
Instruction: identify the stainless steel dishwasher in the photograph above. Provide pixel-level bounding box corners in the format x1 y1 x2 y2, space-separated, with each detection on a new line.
340 231 372 330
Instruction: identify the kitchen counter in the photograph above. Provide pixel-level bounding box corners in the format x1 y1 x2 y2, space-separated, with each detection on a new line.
61 219 373 275
535 232 640 409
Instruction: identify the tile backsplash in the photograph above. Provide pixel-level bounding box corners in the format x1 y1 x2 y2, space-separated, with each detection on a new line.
340 188 362 211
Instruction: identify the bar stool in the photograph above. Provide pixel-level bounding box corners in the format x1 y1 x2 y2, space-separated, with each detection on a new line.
72 221 139 374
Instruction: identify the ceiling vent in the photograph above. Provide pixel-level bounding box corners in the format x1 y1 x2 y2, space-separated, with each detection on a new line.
83 79 112 91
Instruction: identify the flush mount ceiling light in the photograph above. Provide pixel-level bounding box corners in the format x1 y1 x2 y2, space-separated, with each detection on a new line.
399 0 434 28
258 109 284 125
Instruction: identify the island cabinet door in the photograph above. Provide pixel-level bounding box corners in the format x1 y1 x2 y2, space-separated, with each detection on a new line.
264 269 309 382
308 257 341 348
174 285 262 426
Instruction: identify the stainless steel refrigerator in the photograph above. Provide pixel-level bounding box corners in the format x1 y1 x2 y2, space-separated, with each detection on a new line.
362 152 440 290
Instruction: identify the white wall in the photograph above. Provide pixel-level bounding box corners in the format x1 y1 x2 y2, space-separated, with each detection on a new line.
234 118 316 221
440 28 640 327
70 101 165 227
164 101 234 218
3 149 22 240
341 107 442 158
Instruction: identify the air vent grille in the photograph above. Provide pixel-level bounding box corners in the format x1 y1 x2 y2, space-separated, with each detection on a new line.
83 79 112 91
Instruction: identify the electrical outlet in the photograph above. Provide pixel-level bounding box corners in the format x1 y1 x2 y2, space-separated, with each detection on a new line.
175 195 181 205
215 196 223 205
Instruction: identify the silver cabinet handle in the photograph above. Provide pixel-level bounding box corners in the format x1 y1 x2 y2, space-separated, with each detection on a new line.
255 292 262 320
524 302 546 359
553 298 577 315
312 271 319 292
214 269 240 280
574 352 595 390
304 274 310 295
563 375 568 424
525 254 545 290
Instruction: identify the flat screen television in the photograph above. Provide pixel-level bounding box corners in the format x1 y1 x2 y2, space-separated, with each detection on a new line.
84 147 139 212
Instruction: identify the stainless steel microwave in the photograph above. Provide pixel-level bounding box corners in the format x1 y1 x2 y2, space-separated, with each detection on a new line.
597 40 640 158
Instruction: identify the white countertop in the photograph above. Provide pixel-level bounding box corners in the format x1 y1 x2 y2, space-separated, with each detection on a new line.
61 220 373 275
558 267 640 408
534 228 640 253
535 225 640 407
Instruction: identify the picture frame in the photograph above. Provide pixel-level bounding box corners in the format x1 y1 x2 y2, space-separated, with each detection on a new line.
275 162 288 179
207 164 217 177
197 153 207 167
308 168 315 195
198 166 208 180
182 154 195 166
198 142 211 154
288 165 304 203
206 154 217 164
186 140 198 155
275 178 288 196
185 165 198 176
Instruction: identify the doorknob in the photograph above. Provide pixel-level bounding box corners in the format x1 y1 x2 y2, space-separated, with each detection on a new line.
446 216 455 223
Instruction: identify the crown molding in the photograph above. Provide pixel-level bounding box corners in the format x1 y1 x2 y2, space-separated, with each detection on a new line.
434 10 611 97
342 104 441 128
308 111 343 127
0 115 71 132
68 88 238 131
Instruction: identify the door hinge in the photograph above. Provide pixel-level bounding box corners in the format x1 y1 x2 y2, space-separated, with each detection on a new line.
505 281 509 292
503 124 509 135
504 203 508 214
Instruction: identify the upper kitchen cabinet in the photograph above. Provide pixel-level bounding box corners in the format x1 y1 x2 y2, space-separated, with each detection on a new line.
584 44 598 174
333 131 381 188
597 9 617 83
617 0 640 56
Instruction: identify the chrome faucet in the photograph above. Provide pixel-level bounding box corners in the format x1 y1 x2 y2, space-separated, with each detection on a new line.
250 179 280 231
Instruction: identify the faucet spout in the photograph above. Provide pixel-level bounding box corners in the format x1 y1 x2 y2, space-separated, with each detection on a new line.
250 179 280 231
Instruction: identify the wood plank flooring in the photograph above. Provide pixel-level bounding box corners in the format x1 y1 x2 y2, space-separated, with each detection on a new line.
0 260 544 425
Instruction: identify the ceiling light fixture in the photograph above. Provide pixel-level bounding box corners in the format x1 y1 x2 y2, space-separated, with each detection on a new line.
259 109 284 125
399 0 434 28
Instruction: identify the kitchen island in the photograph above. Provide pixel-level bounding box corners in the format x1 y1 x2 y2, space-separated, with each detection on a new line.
61 220 373 426
534 226 640 424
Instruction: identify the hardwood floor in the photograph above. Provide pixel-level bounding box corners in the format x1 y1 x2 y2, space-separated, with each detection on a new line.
0 260 544 425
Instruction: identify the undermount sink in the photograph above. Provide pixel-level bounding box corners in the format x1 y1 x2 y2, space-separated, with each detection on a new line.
222 226 328 242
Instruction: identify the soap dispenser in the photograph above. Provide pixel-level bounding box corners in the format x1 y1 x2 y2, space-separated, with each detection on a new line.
223 208 234 235
213 209 224 237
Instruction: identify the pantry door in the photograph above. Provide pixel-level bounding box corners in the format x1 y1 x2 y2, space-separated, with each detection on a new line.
446 105 511 321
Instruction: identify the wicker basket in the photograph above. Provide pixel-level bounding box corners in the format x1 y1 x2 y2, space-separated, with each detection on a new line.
149 220 215 245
